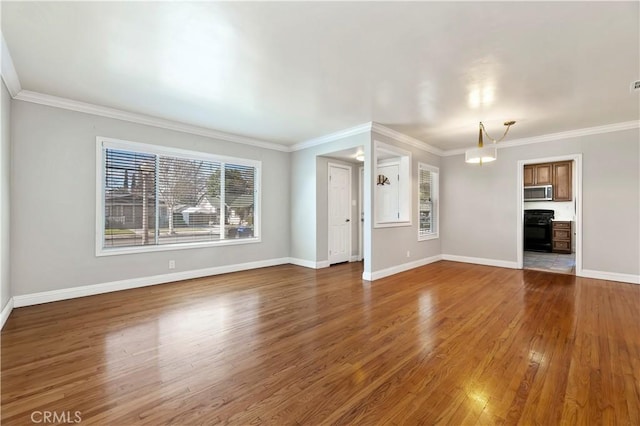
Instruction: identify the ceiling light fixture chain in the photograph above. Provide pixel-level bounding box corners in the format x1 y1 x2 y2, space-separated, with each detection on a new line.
465 120 516 165
480 120 516 144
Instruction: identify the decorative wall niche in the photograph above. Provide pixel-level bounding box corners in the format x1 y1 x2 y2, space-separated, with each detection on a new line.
374 141 411 227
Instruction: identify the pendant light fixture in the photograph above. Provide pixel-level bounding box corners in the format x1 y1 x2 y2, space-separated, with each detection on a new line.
465 120 516 164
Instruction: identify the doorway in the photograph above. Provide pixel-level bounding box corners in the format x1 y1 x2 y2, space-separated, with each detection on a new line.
517 154 582 276
328 163 352 265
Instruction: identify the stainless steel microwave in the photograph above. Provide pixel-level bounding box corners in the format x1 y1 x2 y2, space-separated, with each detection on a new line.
524 185 553 201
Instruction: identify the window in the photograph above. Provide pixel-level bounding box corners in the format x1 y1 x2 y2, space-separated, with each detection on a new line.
418 163 439 240
97 137 260 255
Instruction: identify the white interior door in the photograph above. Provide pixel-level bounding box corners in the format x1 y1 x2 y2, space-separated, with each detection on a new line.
328 164 351 265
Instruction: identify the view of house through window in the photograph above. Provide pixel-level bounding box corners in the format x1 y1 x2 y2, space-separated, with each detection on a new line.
418 163 439 240
100 139 260 253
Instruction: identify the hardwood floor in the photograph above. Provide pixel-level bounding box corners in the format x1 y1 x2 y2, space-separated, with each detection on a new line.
2 261 639 425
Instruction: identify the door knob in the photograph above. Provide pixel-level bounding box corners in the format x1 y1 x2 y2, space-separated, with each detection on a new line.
345 219 350 222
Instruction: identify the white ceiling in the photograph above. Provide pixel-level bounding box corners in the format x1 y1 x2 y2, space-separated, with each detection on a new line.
2 2 638 150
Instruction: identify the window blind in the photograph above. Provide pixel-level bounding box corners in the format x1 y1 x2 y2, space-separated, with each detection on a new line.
419 165 437 237
102 143 259 252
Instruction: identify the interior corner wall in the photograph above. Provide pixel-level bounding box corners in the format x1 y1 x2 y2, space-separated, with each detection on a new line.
441 128 640 276
316 156 361 263
370 132 442 274
10 100 290 297
290 132 370 265
1 81 11 311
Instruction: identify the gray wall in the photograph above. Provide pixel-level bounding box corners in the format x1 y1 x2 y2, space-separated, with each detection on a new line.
1 82 10 310
290 132 370 264
8 96 638 300
11 100 290 296
371 131 442 273
290 129 443 276
441 128 640 275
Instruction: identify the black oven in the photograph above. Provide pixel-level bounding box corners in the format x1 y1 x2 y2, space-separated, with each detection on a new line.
524 209 554 252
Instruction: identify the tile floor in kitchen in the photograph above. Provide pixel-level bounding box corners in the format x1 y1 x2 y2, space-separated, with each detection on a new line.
524 251 576 275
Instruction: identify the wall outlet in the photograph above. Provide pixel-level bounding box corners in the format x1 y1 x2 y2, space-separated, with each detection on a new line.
406 251 410 258
169 260 175 269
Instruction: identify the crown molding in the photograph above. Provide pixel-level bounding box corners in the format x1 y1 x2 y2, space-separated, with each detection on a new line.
372 123 445 156
1 32 22 97
442 120 640 156
289 122 445 157
13 90 291 152
291 121 444 155
290 122 373 152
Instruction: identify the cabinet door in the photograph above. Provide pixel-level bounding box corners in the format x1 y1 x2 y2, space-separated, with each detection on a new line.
523 166 535 187
553 162 572 201
535 164 553 185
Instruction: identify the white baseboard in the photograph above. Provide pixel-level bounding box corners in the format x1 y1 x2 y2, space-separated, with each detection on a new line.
363 255 443 281
1 297 13 329
350 255 360 262
287 257 317 269
13 257 290 308
441 254 519 269
579 269 640 285
288 258 330 269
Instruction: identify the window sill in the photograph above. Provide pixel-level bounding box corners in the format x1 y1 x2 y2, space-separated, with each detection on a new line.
96 236 261 257
374 221 412 228
418 234 439 241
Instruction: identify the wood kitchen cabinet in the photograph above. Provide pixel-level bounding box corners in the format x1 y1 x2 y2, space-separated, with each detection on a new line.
524 163 553 186
553 161 572 201
524 161 572 201
552 221 572 254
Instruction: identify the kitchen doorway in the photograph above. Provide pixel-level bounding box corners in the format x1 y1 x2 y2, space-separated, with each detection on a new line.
517 154 582 276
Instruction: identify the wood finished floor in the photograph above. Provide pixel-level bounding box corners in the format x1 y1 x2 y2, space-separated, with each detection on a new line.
2 261 639 425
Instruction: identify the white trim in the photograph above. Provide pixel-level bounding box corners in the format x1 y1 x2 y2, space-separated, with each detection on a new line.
516 154 583 276
417 162 439 241
9 86 636 158
13 258 290 308
350 255 360 262
372 123 444 156
96 141 105 256
96 136 262 257
442 121 640 156
290 122 445 157
358 166 364 262
328 162 352 265
0 297 13 329
98 136 264 167
579 269 640 285
98 237 263 257
441 254 519 269
0 33 21 97
287 258 330 269
288 257 317 269
374 140 412 227
363 255 442 281
441 255 638 285
13 90 290 152
290 122 373 152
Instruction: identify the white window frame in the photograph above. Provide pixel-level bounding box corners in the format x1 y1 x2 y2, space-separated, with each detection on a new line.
418 163 439 241
96 137 261 256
